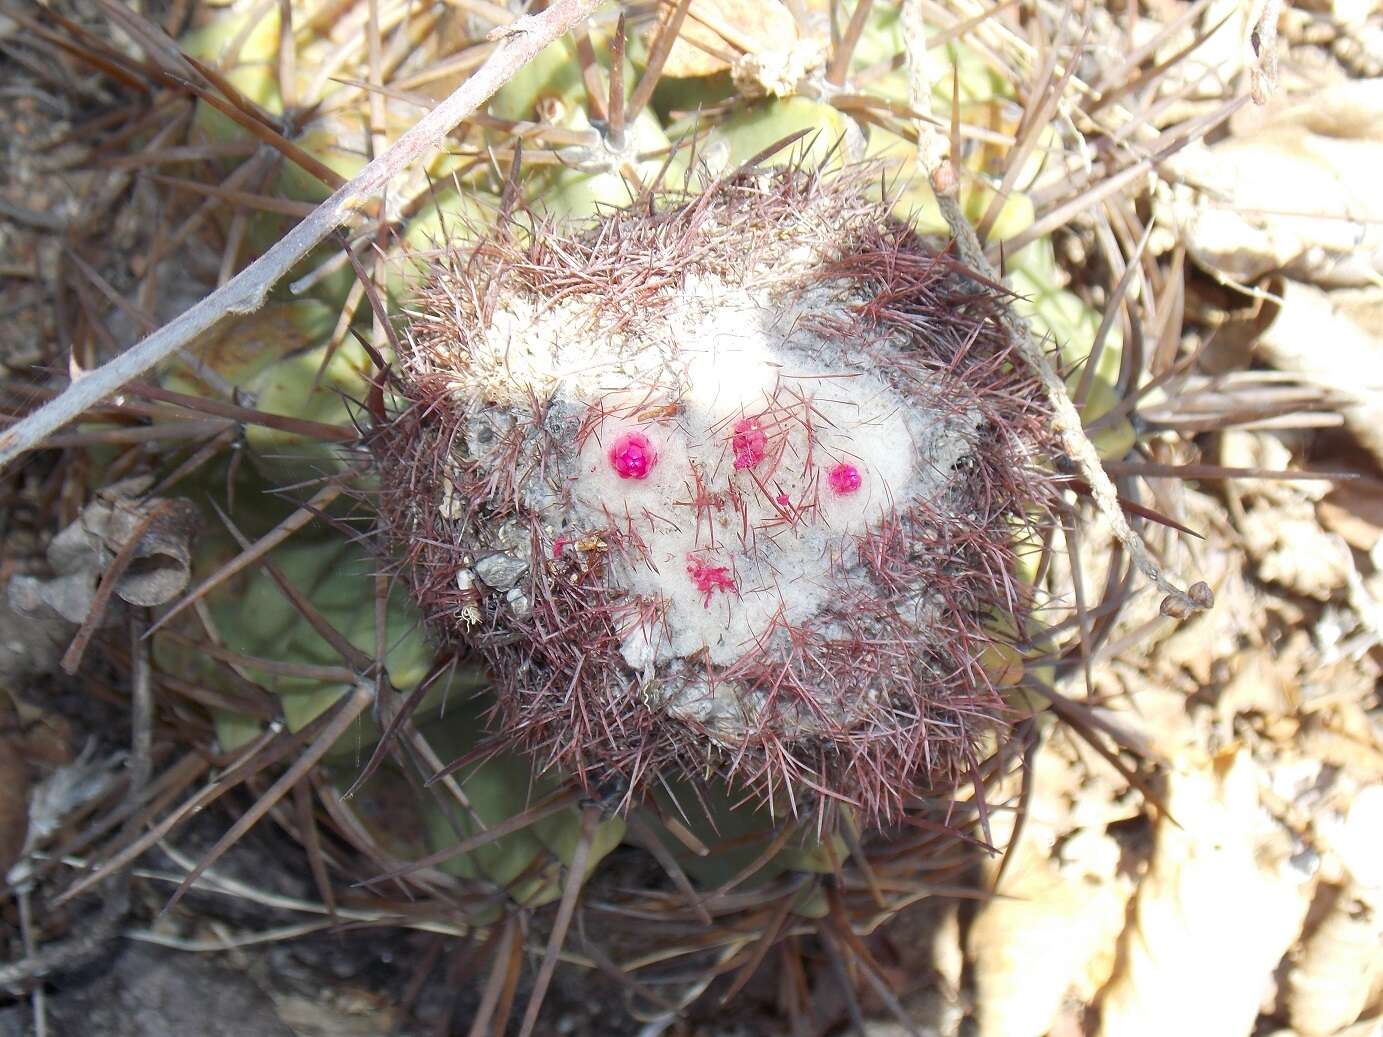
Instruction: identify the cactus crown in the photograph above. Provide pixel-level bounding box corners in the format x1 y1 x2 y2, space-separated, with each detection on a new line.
375 162 1060 825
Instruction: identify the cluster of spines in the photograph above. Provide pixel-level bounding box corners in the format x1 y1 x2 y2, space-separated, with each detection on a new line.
373 165 1062 827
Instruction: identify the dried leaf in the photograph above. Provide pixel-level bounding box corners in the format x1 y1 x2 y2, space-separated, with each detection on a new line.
1159 103 1383 286
1297 718 1383 784
1287 787 1383 1036
1240 506 1354 599
1215 648 1294 721
8 478 199 626
1223 433 1355 599
969 728 1136 1037
1097 751 1316 1037
1236 77 1383 144
971 831 1132 1037
5 743 124 889
0 591 68 685
1183 270 1283 374
1287 879 1383 1036
1256 283 1383 468
655 0 805 79
1318 477 1383 553
1149 0 1251 105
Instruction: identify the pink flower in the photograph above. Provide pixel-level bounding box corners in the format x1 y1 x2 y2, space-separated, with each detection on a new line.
608 430 657 480
827 462 862 496
686 554 737 607
731 417 767 470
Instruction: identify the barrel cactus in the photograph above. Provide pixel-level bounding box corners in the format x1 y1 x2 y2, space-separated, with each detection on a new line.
3 0 1237 1031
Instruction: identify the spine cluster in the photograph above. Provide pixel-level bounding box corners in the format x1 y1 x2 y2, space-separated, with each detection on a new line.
373 166 1060 826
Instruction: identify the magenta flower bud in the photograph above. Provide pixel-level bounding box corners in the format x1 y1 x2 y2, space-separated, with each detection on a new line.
827 462 862 496
608 430 657 480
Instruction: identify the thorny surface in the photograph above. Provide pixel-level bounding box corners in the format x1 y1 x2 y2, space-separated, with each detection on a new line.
2 1 1382 1036
375 167 1060 826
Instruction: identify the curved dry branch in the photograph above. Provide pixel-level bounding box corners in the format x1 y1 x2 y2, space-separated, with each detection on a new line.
0 0 606 473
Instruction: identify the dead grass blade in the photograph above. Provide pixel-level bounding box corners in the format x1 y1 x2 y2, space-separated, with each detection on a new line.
341 654 455 800
1002 96 1250 259
292 780 339 922
825 883 921 1037
9 751 208 898
624 812 712 925
143 171 315 218
3 6 157 93
1075 219 1156 406
990 719 1040 893
516 804 600 1037
1104 461 1354 483
827 0 874 87
34 421 232 450
976 19 1083 242
125 382 357 443
717 893 796 1006
818 915 870 1037
1059 477 1204 539
1059 506 1095 702
1029 679 1176 826
159 680 375 917
361 789 580 885
628 0 691 117
1089 5 1237 117
466 915 523 1037
53 723 283 905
